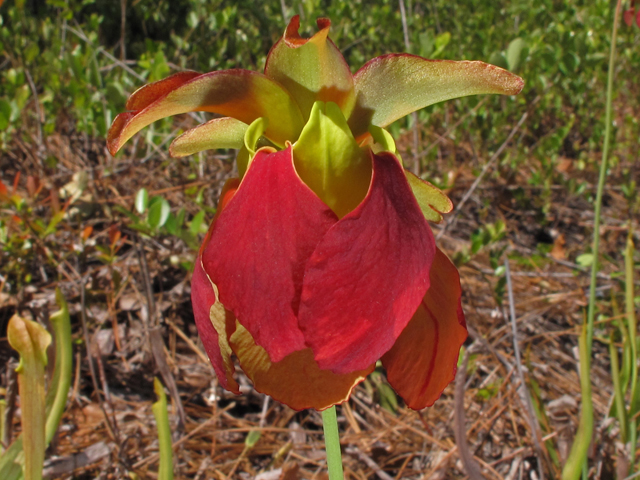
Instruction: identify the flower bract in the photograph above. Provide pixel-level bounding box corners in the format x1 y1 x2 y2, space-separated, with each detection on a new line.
108 16 523 411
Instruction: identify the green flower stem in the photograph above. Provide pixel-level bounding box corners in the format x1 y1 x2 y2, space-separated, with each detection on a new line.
322 406 344 480
585 0 622 352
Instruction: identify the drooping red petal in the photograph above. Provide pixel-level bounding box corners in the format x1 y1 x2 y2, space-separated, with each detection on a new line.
202 146 338 363
229 321 374 411
382 248 467 410
107 70 304 154
299 151 435 374
191 255 240 394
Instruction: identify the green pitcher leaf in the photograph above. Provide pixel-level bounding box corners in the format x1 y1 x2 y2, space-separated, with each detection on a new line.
7 315 51 480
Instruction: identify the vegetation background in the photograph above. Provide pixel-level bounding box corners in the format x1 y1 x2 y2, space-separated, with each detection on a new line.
0 0 639 478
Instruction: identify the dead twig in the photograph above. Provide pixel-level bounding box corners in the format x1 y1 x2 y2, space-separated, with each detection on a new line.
135 235 187 432
345 446 394 480
78 268 120 444
504 257 546 480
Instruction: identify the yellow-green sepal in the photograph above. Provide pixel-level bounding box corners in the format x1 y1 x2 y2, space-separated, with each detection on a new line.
369 125 398 155
406 172 453 223
237 117 269 178
169 117 248 157
293 101 370 218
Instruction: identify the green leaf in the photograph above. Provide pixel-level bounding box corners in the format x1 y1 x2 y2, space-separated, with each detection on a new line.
0 99 11 131
164 213 177 235
576 253 594 268
244 430 261 448
189 210 205 237
433 32 451 57
488 51 509 70
148 197 170 229
506 38 526 71
135 188 149 214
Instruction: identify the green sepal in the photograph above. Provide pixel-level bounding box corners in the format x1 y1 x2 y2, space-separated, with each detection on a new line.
406 172 453 223
369 125 398 155
237 117 269 178
169 117 248 157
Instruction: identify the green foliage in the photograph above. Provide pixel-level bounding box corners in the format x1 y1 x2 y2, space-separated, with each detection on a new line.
1 0 637 178
116 188 205 251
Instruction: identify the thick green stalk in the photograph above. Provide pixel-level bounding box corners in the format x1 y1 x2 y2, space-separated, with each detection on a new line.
152 378 174 480
562 327 594 480
44 289 73 445
7 315 52 480
625 234 638 470
0 290 73 480
322 406 344 480
610 332 627 443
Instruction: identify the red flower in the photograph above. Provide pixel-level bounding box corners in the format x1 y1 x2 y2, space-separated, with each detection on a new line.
108 16 523 410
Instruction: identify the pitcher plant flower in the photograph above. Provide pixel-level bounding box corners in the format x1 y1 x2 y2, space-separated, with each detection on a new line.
108 16 523 411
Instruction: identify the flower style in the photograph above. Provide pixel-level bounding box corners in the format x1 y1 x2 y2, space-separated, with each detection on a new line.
108 16 523 411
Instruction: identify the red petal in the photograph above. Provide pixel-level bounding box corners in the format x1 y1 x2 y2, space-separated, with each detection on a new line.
202 147 337 362
299 151 435 374
382 248 467 410
229 321 373 411
191 255 240 394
